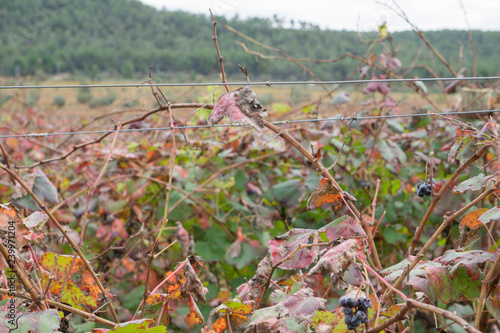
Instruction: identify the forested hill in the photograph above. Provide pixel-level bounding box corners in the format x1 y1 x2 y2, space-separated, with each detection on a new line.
1 0 500 80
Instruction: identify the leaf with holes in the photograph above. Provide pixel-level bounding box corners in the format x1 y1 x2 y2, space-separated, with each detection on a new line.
40 252 86 277
308 239 359 286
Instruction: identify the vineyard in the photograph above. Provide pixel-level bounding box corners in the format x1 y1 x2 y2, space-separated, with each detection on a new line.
1 10 500 333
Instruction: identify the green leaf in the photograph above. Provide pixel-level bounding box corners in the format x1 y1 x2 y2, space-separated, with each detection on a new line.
196 227 230 261
11 170 59 211
234 169 249 191
272 102 291 114
378 139 407 165
265 178 303 205
225 241 258 269
386 119 405 133
111 319 167 332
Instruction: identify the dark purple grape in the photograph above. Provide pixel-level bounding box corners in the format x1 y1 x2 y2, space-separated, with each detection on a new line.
344 313 353 326
360 179 371 188
347 318 361 330
356 298 372 311
354 310 368 324
339 296 346 307
342 307 353 315
344 297 356 308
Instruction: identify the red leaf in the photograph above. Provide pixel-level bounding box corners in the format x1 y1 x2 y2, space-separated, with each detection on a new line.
363 75 390 95
379 51 401 69
268 229 319 270
207 86 264 131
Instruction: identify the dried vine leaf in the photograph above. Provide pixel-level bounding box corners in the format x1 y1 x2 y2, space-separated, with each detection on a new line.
308 239 359 287
307 178 348 215
207 85 265 131
458 208 489 246
448 127 474 165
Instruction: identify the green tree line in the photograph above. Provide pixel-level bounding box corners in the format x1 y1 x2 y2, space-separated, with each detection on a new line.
1 0 500 80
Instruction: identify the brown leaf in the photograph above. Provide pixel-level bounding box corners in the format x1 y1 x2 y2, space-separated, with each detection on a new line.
183 259 207 302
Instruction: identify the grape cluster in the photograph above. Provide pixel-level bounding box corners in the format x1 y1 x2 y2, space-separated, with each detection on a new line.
360 179 371 189
339 296 371 330
416 179 435 197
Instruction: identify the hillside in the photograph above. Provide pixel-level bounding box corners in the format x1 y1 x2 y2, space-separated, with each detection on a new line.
1 0 500 80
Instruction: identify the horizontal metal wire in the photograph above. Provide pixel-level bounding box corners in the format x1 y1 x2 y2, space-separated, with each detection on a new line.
0 108 496 139
0 75 499 90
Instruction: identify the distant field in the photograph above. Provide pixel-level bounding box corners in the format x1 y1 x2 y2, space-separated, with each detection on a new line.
0 77 455 131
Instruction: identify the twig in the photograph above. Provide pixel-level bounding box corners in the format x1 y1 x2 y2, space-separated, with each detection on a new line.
327 118 354 171
17 103 213 169
133 259 188 320
210 10 230 93
378 0 458 77
407 299 480 333
459 0 478 77
363 261 407 301
224 23 330 93
474 251 500 330
80 123 122 242
367 302 412 333
0 242 46 310
0 142 16 184
140 103 177 319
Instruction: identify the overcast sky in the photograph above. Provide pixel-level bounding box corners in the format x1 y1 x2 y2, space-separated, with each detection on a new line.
139 0 500 31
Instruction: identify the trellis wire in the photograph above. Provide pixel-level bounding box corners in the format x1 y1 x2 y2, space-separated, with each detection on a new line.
0 75 499 90
0 109 497 139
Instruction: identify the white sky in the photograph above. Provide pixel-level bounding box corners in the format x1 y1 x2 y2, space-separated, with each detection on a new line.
139 0 500 31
